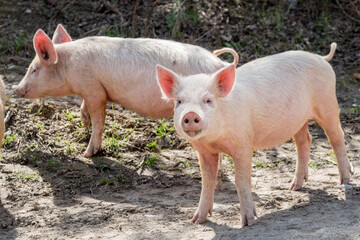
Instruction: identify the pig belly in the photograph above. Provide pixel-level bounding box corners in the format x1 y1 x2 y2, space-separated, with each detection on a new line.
251 104 312 149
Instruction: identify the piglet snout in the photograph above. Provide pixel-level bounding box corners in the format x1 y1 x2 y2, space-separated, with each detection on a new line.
182 112 202 137
12 85 25 98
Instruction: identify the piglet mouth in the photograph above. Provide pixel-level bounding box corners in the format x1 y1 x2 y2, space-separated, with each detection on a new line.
184 130 202 137
12 85 28 98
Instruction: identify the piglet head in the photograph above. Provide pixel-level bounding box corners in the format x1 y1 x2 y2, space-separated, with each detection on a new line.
156 63 236 141
12 25 71 99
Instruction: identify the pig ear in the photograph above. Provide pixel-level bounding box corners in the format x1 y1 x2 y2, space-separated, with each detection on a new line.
213 64 236 97
52 24 72 44
33 29 58 65
156 64 179 99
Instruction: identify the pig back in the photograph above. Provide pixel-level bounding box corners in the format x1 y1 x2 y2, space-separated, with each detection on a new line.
61 37 229 119
230 50 336 149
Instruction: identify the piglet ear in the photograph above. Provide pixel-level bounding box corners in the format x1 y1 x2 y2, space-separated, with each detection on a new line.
33 29 58 65
156 65 179 99
213 64 236 97
52 24 72 44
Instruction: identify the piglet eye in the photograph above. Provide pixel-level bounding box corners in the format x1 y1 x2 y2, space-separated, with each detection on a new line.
177 99 182 105
31 68 37 73
206 99 212 103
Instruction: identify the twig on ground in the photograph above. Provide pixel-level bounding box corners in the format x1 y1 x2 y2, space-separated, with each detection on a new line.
335 0 360 23
143 0 160 37
4 110 12 124
131 0 139 38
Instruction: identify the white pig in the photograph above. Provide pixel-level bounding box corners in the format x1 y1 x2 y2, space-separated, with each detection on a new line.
12 24 238 157
156 43 354 226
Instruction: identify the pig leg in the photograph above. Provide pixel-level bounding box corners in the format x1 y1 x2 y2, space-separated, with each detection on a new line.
290 122 311 191
191 152 219 224
316 116 353 184
80 101 91 128
233 148 256 227
215 154 223 191
83 98 106 157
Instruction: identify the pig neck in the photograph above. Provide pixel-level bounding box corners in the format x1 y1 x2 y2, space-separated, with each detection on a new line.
191 92 254 155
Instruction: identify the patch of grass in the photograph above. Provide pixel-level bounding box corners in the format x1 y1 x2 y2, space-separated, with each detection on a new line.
98 178 114 186
146 140 157 151
253 159 280 168
63 140 78 155
36 123 44 132
308 161 320 169
166 0 185 38
47 158 62 168
6 171 40 182
225 154 235 169
3 134 17 146
63 108 76 121
103 135 120 151
117 173 128 184
144 154 158 167
14 33 26 52
225 41 243 50
155 119 175 138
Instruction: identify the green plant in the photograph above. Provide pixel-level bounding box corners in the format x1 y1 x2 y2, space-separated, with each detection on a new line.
14 33 26 52
166 0 185 38
308 161 319 169
146 140 157 150
155 119 175 138
63 109 76 121
117 173 128 184
144 154 158 167
98 178 114 186
3 134 16 145
225 154 235 169
47 158 62 167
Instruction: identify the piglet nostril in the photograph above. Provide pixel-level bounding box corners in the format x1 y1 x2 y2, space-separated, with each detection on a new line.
181 112 203 134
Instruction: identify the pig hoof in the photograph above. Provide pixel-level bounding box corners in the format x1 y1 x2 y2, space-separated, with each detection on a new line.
241 211 256 227
83 150 98 158
191 213 207 224
289 183 303 191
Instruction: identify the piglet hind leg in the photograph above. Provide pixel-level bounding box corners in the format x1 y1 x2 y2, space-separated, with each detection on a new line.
314 105 354 184
191 152 219 224
80 101 91 128
82 98 106 157
290 122 311 191
233 148 257 227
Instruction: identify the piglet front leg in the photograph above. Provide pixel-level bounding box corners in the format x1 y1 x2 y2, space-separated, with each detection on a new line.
191 152 219 224
233 148 257 227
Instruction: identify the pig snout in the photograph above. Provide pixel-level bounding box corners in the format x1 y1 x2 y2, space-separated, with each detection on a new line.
12 85 26 98
182 112 203 137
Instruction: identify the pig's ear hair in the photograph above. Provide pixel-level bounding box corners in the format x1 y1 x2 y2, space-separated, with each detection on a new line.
156 64 179 99
213 64 236 97
34 29 58 65
52 24 72 44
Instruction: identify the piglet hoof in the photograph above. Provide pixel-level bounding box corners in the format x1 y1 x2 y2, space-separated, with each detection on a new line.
191 208 212 224
83 145 100 158
241 208 257 227
340 163 354 185
289 173 308 191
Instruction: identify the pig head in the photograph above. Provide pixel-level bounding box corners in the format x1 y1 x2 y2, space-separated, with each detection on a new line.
13 25 72 99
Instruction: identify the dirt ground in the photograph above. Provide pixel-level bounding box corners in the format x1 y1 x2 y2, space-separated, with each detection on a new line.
1 1 360 239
